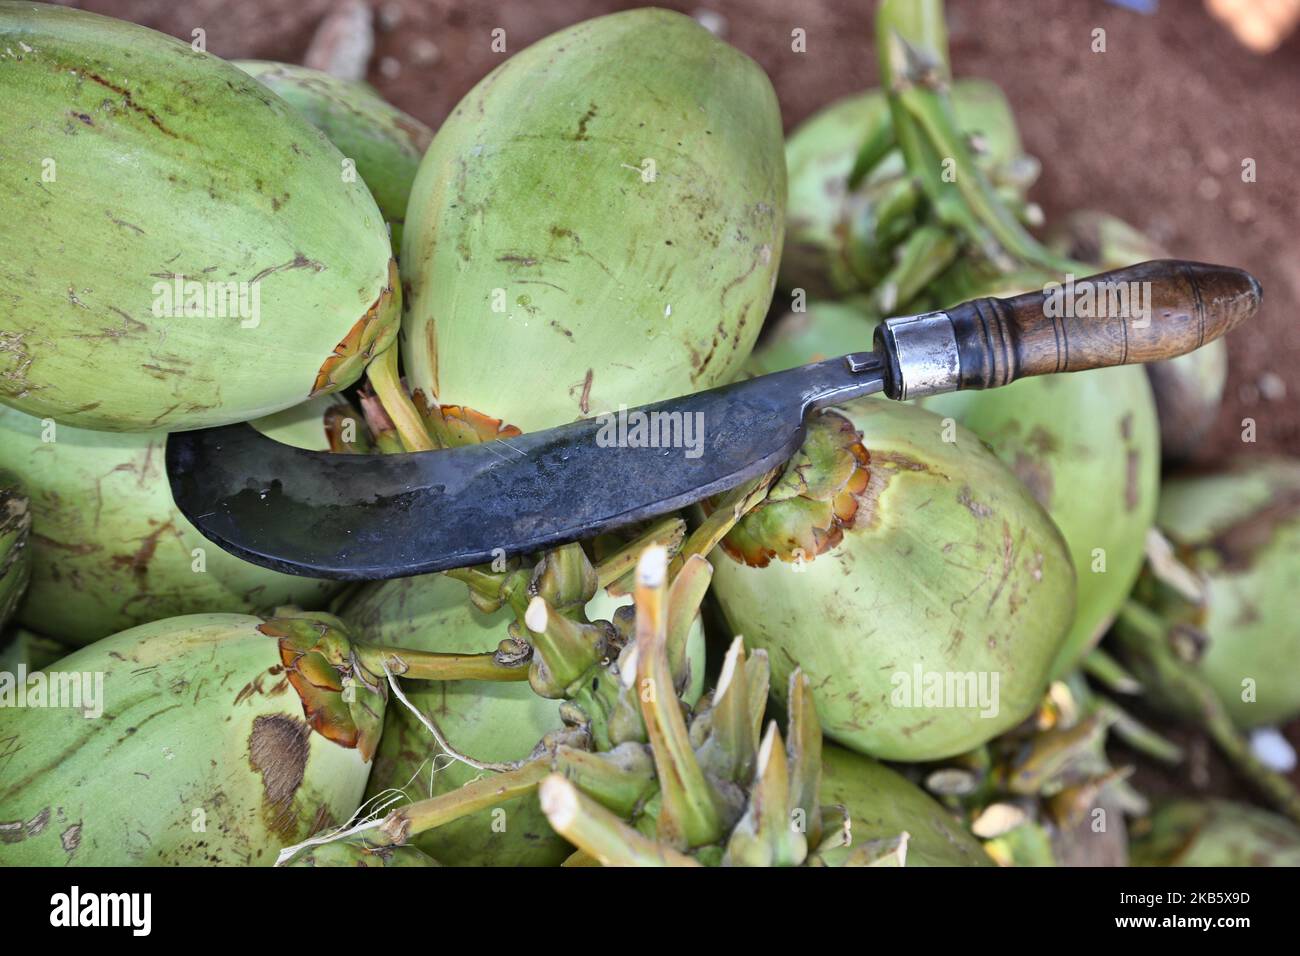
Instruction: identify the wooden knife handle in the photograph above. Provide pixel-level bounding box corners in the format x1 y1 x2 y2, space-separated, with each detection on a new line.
875 260 1261 400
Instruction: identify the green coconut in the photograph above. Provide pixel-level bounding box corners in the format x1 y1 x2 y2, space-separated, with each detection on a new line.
818 744 992 866
749 291 1143 680
0 471 31 630
0 611 382 865
891 266 1158 677
0 3 398 431
1131 800 1300 867
781 80 1031 300
234 60 432 253
400 8 785 434
708 398 1075 761
342 570 706 866
1149 458 1300 727
0 396 348 646
922 362 1161 678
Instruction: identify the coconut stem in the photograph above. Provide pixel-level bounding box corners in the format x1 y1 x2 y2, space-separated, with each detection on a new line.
1100 698 1185 766
594 515 687 593
1083 646 1143 695
664 554 712 688
634 547 725 848
359 390 404 453
355 643 529 682
1203 705 1300 826
539 774 700 867
1115 601 1300 826
876 0 1080 276
377 760 552 844
366 342 436 452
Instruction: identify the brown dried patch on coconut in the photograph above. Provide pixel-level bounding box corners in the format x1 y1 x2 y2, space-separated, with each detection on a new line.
109 520 180 583
711 410 870 567
247 714 311 841
1124 449 1141 512
1207 485 1300 573
311 259 400 395
1012 452 1053 510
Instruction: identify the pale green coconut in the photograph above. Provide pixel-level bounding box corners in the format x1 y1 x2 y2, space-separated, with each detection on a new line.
1132 800 1300 867
750 291 1154 680
0 3 398 431
708 399 1075 761
1151 458 1300 727
818 744 992 866
0 396 348 646
342 571 705 866
0 612 381 865
235 60 432 253
922 363 1161 678
401 8 785 433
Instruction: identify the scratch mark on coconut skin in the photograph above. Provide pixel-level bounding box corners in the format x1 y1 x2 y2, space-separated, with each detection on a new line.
0 807 50 844
72 69 178 139
141 363 187 379
718 245 768 306
958 486 993 518
60 823 82 858
517 279 569 294
572 369 594 415
110 521 180 583
573 102 598 140
31 533 101 556
985 523 1023 613
1124 450 1140 512
0 331 37 397
106 212 145 235
249 253 324 285
146 402 182 427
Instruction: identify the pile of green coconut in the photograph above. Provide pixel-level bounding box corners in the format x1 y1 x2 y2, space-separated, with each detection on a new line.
1 0 1298 867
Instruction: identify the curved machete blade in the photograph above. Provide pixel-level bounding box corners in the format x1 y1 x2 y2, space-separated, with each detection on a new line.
166 354 883 580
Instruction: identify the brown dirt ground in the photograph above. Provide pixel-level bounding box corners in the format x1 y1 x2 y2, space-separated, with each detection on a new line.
61 0 1300 806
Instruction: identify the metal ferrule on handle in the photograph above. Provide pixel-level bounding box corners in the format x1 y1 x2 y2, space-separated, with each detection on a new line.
875 311 961 400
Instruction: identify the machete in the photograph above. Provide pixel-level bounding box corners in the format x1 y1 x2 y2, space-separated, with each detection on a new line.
166 259 1260 580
